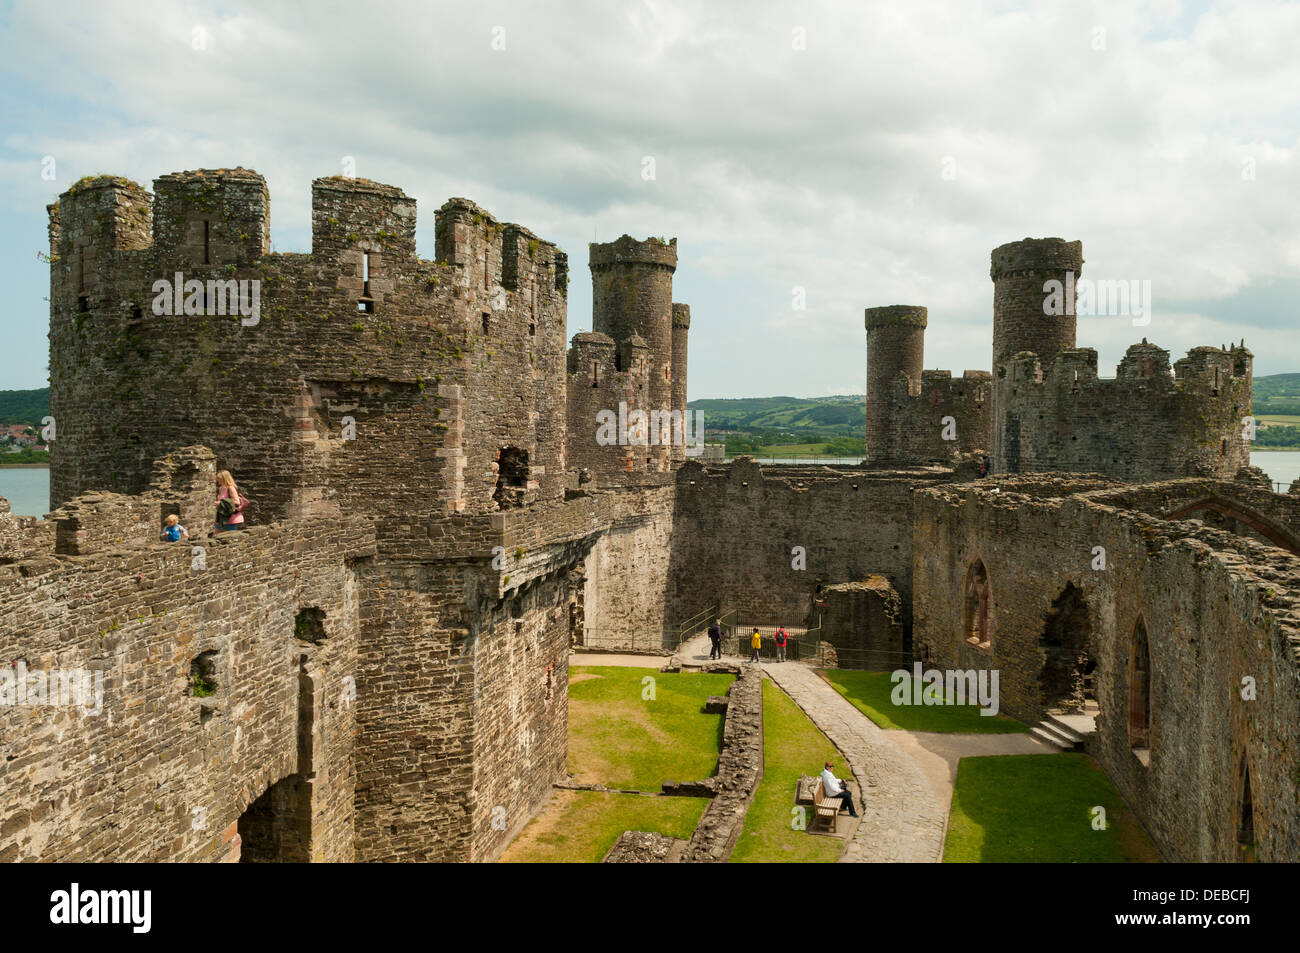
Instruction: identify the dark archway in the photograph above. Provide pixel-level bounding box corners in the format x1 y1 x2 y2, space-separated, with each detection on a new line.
1039 583 1094 712
239 652 320 862
963 558 992 650
1128 618 1151 752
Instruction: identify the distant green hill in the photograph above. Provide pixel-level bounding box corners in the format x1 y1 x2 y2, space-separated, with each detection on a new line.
1253 373 1300 415
2 375 1297 437
687 395 865 435
0 388 49 427
690 373 1300 447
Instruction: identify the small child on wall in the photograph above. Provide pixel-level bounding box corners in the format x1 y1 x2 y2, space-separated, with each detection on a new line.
161 514 189 542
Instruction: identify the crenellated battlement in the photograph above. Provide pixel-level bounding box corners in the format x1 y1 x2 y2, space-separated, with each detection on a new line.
998 340 1253 480
589 234 677 270
45 169 571 521
565 330 676 487
865 304 991 465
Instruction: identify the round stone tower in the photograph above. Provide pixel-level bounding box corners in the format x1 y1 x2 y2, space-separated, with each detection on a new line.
671 303 691 463
589 235 677 469
990 237 1084 374
864 305 927 463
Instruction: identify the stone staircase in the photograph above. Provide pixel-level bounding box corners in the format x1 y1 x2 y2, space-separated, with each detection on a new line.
1030 707 1097 751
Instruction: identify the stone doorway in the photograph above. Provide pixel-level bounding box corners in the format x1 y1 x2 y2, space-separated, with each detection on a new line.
238 648 322 862
1038 583 1095 713
237 774 311 862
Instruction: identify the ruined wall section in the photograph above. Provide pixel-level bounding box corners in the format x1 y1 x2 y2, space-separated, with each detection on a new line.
817 576 906 669
913 477 1300 861
877 370 992 465
0 507 373 862
996 342 1252 481
0 498 55 563
1081 478 1300 552
469 569 569 861
352 492 613 860
669 459 950 637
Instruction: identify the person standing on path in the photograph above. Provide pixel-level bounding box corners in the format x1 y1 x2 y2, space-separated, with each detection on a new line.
774 625 788 662
707 620 723 660
750 627 762 662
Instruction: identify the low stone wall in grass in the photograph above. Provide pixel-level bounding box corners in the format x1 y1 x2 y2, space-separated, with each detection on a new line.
677 663 764 862
603 830 686 862
601 661 763 863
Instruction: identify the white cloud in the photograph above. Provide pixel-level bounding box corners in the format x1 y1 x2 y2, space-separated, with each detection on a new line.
0 0 1297 395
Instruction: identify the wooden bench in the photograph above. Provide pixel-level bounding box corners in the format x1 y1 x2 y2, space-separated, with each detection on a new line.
811 778 842 833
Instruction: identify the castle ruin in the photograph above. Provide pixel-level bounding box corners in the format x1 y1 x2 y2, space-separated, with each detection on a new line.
0 171 1295 863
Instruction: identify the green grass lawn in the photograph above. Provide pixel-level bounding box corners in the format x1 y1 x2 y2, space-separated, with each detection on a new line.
1257 414 1300 426
567 666 734 790
729 677 845 863
818 669 1028 733
500 790 708 863
816 665 1029 733
944 753 1159 862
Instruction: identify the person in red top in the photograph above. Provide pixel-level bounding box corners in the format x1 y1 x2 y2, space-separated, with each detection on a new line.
774 625 789 662
215 469 248 532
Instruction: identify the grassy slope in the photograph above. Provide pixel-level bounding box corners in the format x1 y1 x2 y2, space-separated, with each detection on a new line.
818 669 1028 733
943 753 1159 862
729 677 844 863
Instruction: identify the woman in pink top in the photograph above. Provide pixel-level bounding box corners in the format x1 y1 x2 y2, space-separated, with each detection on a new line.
215 469 247 531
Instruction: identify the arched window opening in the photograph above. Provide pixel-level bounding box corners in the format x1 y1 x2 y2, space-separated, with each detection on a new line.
1128 618 1151 756
963 558 992 651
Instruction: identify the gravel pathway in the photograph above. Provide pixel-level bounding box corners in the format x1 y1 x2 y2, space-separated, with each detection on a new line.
761 661 948 863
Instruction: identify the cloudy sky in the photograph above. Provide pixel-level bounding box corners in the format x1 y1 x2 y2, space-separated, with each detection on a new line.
1 0 1297 398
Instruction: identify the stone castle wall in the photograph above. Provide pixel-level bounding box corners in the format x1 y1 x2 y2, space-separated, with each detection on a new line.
15 168 1295 867
913 475 1300 861
669 459 952 638
0 505 373 862
48 172 568 521
580 485 677 650
864 305 991 466
995 342 1253 481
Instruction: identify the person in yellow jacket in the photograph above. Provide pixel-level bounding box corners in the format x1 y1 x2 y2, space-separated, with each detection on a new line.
750 628 762 662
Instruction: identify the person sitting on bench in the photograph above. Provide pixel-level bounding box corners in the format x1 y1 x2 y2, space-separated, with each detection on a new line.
820 761 858 818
